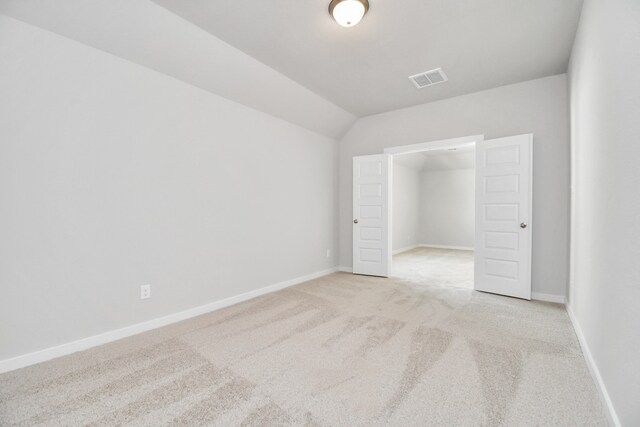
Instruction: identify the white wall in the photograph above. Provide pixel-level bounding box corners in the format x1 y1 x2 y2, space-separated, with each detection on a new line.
568 0 640 424
420 169 474 249
392 163 420 252
0 16 338 361
339 74 570 298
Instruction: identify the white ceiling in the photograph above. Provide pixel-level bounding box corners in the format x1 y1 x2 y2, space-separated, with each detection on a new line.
153 0 583 116
394 146 475 172
0 0 356 139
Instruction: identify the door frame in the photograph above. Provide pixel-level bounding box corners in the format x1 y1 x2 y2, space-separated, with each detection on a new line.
384 134 484 156
381 134 484 274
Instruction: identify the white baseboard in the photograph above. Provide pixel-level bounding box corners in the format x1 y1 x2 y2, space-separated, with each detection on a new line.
531 292 566 304
0 267 339 374
419 244 474 251
392 244 419 255
338 266 353 273
566 305 621 427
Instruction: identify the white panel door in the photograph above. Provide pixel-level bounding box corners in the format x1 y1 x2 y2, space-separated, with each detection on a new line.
353 154 392 277
475 134 532 299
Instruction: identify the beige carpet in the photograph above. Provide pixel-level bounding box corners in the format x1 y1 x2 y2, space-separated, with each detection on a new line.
0 250 608 426
393 247 475 289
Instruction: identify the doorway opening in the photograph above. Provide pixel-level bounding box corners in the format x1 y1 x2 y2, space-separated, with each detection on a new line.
391 142 476 289
352 133 532 300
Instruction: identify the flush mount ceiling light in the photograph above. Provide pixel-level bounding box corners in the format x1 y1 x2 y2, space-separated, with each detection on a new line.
329 0 369 27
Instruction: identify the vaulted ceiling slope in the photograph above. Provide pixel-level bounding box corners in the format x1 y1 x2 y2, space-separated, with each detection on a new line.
154 0 583 117
0 0 356 139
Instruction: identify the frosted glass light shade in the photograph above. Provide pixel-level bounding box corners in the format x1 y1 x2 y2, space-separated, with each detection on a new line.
329 0 369 27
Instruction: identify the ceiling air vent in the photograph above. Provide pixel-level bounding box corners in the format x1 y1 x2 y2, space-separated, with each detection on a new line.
408 68 448 89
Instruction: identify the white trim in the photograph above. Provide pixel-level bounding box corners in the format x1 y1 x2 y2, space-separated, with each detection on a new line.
0 267 338 374
338 266 353 273
566 305 621 427
384 134 484 155
392 244 419 255
531 292 566 304
419 244 474 251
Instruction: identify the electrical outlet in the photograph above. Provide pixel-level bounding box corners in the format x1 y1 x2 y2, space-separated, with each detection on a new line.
140 284 151 300
326 249 331 258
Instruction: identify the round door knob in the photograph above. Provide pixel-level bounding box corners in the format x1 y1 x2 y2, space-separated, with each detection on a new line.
520 222 528 229
353 219 359 224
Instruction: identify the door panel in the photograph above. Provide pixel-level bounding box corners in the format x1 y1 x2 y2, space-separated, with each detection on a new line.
353 154 391 277
475 134 532 299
